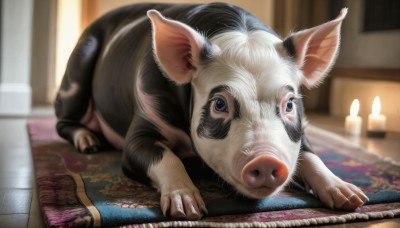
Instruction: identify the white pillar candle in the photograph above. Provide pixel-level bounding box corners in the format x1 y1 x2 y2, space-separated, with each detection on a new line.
368 96 386 137
345 99 362 136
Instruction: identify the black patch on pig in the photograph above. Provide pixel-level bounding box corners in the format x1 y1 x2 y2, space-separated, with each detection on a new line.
275 86 303 143
197 85 240 139
200 40 216 62
122 118 166 184
233 99 241 120
300 135 314 153
283 37 296 58
283 114 303 143
185 3 277 39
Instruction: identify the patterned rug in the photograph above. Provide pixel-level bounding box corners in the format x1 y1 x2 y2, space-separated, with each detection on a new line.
28 118 400 227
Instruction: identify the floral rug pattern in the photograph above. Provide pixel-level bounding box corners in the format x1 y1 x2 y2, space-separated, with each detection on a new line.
28 118 400 227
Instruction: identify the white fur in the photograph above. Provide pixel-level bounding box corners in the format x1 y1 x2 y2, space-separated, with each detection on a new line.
190 31 303 198
147 142 205 218
148 143 197 192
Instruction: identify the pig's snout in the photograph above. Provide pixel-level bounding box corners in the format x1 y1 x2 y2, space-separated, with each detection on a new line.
241 156 288 189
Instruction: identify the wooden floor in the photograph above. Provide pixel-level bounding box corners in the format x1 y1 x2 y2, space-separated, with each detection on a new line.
0 110 398 227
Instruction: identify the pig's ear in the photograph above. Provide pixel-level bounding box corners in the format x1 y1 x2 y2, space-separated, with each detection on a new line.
147 10 217 84
284 8 348 88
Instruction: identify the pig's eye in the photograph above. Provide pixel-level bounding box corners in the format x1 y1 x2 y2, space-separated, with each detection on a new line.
286 98 294 113
214 98 228 112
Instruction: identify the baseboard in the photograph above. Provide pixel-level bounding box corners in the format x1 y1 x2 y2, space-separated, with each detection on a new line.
0 83 32 115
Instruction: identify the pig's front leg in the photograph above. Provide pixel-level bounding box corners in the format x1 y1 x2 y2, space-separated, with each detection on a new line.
296 138 368 210
122 123 206 220
148 143 207 219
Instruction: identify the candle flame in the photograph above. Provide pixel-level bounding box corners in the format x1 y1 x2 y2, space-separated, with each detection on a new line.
372 96 381 116
350 99 359 117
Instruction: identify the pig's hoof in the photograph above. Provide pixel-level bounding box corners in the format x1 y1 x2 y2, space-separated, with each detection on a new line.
316 179 369 210
73 128 101 153
160 189 207 220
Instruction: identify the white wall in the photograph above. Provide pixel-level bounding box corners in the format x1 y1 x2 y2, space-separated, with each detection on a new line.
30 0 57 105
0 0 33 115
336 0 400 68
55 0 82 88
94 0 274 26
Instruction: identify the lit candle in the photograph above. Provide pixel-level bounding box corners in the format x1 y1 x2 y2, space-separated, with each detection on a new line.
345 99 362 136
367 96 386 137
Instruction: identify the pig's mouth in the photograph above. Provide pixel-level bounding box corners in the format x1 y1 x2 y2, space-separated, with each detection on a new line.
228 174 287 199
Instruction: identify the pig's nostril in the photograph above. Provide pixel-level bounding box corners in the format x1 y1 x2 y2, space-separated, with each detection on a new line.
272 169 279 179
252 170 260 177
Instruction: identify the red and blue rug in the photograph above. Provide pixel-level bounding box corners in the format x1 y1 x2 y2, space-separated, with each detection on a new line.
28 118 400 227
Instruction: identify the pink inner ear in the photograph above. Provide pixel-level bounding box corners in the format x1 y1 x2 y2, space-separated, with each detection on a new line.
291 8 348 88
148 10 207 84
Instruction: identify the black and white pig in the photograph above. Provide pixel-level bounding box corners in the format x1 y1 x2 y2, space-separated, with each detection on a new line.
55 3 368 220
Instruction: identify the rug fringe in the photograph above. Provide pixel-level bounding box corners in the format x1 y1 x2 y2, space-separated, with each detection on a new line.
150 208 400 227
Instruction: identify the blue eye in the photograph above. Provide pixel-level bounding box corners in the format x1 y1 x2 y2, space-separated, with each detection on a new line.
286 98 294 113
214 98 228 112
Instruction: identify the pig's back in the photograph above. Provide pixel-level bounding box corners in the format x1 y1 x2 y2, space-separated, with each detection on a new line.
89 3 274 138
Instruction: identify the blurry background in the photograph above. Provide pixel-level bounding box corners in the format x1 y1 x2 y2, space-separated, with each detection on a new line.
1 0 399 132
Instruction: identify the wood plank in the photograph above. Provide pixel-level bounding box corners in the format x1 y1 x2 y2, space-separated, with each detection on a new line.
0 190 32 214
0 214 29 228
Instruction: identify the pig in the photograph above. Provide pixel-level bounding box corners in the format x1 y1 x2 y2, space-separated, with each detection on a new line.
55 3 368 220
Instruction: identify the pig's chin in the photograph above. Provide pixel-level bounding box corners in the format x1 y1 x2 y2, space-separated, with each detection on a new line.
225 173 289 199
238 184 284 199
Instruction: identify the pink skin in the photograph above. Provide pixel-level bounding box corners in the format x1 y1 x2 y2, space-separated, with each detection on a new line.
135 63 194 156
72 128 100 153
58 84 103 153
291 8 348 88
148 10 209 84
74 100 125 153
58 89 99 152
229 141 295 199
242 155 288 190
